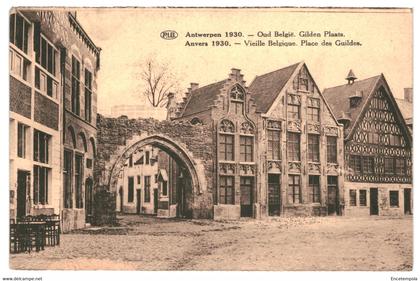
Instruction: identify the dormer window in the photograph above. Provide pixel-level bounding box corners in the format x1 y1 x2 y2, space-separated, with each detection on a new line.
349 91 363 108
230 85 245 114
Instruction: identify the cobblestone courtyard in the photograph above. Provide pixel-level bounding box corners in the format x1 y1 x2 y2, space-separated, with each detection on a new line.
10 215 412 271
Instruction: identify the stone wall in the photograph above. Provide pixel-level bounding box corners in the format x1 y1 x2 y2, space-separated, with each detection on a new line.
34 92 59 130
95 115 215 221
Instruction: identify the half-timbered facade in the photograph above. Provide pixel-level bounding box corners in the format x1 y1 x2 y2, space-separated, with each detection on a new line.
323 72 412 216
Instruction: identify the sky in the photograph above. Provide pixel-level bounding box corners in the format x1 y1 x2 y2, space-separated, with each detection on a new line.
75 8 412 116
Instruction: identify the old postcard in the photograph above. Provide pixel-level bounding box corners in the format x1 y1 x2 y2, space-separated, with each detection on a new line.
6 7 413 273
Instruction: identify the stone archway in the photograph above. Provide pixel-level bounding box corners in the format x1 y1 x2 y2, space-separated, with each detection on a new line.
94 115 215 221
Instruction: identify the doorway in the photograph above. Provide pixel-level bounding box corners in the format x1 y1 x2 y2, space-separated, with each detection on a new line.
153 189 158 214
268 174 281 216
240 177 254 217
136 189 141 214
85 178 93 223
370 188 379 215
404 188 411 215
17 170 30 219
327 176 339 215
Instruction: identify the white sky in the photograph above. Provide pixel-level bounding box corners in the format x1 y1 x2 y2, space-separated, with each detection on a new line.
75 8 412 115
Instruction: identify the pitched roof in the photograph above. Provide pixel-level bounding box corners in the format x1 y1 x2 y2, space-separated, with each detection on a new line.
323 75 381 136
180 79 227 117
248 63 301 113
395 98 413 125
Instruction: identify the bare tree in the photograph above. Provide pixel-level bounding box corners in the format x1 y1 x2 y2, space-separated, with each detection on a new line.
140 58 179 107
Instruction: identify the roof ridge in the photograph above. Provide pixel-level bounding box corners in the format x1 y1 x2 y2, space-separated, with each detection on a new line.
254 62 300 79
324 74 382 92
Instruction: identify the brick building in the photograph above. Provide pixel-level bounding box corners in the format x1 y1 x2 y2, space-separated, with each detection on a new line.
167 62 345 219
323 71 412 216
9 9 100 232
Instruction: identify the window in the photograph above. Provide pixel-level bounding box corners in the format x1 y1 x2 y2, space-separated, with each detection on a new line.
362 157 374 174
144 176 151 202
359 190 367 206
145 151 150 165
85 69 92 122
390 191 399 207
349 190 357 206
71 56 81 115
396 159 406 176
230 85 245 114
162 181 168 197
267 129 281 160
327 136 337 163
219 176 234 204
287 104 300 119
86 158 93 169
33 130 50 164
309 175 320 203
33 165 49 205
240 136 253 162
128 177 134 203
33 33 58 98
384 157 395 174
219 134 234 161
287 133 300 161
17 123 28 158
75 154 83 209
389 134 402 146
155 174 158 183
368 132 380 144
349 155 361 173
137 175 141 184
299 77 309 91
288 175 301 204
10 49 30 81
35 35 57 75
308 134 320 162
128 155 133 167
307 98 320 122
9 13 30 54
63 150 73 208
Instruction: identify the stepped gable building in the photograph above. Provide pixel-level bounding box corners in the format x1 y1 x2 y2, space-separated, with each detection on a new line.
168 62 345 219
323 71 412 216
9 9 100 232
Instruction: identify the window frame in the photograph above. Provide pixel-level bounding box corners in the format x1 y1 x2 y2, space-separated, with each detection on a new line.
267 129 281 160
219 133 234 161
240 135 254 162
389 191 399 207
359 189 367 206
309 175 321 203
288 175 301 204
219 176 234 204
287 132 300 161
33 165 50 206
71 56 81 115
307 98 320 122
308 134 320 162
17 122 28 158
84 69 93 122
326 136 337 163
349 189 357 206
144 175 151 202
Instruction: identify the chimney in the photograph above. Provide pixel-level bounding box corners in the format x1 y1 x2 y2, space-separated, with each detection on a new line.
404 88 413 103
166 92 177 120
346 69 357 85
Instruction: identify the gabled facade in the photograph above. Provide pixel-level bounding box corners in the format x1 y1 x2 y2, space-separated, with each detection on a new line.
168 63 345 219
250 62 345 217
323 72 412 216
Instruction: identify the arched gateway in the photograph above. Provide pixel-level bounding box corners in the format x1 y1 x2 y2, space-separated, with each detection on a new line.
94 115 214 221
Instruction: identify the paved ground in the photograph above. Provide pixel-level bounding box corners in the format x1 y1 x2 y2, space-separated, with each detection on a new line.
10 215 412 271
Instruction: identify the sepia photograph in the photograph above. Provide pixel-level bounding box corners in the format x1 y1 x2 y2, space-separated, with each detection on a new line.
2 3 417 279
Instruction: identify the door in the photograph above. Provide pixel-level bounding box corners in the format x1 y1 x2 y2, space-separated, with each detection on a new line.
136 189 141 214
327 176 338 215
85 178 93 223
153 189 158 214
404 188 411 215
268 174 281 216
240 177 253 217
17 170 29 219
370 188 379 215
